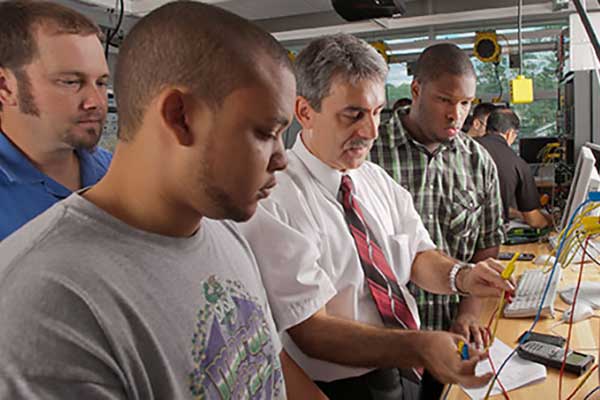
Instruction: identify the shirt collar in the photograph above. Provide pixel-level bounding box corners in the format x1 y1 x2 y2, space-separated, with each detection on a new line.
291 132 358 198
379 109 472 156
483 132 510 147
379 109 409 148
0 131 46 184
0 131 102 197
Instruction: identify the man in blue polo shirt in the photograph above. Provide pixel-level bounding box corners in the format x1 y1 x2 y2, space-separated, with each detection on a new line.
0 0 111 240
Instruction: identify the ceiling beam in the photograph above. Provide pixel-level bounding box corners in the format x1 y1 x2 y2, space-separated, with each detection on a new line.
387 28 564 52
275 2 585 45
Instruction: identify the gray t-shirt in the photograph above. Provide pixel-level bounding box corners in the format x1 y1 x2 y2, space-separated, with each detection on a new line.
0 194 284 400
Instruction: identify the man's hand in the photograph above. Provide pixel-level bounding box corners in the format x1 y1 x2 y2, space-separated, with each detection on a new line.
450 313 489 350
457 258 515 297
418 331 492 388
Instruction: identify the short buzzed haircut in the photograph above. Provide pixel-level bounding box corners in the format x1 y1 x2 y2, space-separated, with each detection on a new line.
0 0 101 71
295 33 389 111
486 108 520 135
473 102 498 121
414 43 475 83
115 0 292 140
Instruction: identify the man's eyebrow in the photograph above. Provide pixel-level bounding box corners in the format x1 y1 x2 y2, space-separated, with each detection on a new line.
341 106 368 113
267 115 290 127
51 71 110 80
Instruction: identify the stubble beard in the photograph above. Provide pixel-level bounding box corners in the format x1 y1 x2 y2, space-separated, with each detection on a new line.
198 145 251 222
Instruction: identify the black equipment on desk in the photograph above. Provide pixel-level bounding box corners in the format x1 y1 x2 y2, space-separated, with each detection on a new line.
498 252 535 261
517 340 595 376
504 226 551 245
518 331 566 348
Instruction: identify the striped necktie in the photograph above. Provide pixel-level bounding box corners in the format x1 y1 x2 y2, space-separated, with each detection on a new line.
339 175 418 330
339 175 423 382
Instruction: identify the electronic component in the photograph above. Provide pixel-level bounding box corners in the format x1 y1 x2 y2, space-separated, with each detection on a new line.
503 268 562 318
561 301 595 323
331 0 406 22
457 340 470 360
559 282 600 308
549 235 600 266
498 252 535 261
510 75 534 104
474 31 501 63
518 331 566 348
517 341 595 376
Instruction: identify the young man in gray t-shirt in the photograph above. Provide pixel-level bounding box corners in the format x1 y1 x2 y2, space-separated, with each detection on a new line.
0 2 325 399
0 196 284 399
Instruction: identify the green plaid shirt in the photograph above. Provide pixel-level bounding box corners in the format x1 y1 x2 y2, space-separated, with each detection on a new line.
370 111 505 331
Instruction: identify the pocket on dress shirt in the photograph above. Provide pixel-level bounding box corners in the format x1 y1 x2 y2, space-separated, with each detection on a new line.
385 233 413 285
447 189 483 238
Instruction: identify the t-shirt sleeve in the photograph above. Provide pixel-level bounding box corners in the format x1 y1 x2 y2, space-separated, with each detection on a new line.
238 201 337 333
224 220 286 351
515 159 542 212
0 264 125 400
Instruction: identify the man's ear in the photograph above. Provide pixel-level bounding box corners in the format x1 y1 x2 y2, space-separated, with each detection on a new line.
295 96 316 130
508 129 518 145
159 88 194 146
410 79 420 101
0 67 18 108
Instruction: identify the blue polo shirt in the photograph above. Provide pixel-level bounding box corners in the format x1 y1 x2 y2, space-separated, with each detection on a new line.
0 132 112 240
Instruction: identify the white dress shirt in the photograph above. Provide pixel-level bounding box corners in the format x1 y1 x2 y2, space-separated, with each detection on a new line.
239 134 436 382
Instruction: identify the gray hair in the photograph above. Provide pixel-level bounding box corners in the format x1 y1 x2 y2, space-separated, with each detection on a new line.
295 33 389 111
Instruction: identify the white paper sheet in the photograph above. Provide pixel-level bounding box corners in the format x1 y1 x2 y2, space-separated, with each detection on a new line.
461 339 547 400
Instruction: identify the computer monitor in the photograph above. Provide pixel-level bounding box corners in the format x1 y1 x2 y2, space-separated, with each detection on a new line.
560 145 600 229
585 142 600 172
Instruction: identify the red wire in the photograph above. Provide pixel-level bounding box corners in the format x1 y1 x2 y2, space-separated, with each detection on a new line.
558 236 589 400
487 305 499 331
484 304 510 398
566 364 599 400
488 354 511 399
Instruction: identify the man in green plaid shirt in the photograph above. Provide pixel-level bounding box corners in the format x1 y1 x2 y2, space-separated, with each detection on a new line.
371 44 505 345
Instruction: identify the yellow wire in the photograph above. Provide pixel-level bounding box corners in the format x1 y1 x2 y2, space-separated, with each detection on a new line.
488 291 506 350
484 202 600 400
483 253 519 400
544 203 600 272
486 254 519 348
566 363 598 400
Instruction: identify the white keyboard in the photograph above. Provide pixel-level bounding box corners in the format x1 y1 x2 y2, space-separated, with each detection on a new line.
503 268 562 318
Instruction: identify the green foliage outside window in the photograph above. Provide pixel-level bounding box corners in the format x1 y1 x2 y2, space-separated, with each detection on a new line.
385 50 560 139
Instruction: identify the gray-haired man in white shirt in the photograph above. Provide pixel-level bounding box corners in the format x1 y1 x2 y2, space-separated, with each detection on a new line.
239 33 514 400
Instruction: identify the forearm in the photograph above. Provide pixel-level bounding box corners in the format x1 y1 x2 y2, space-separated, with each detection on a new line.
288 309 497 387
509 207 523 220
522 209 551 228
280 350 329 400
470 247 499 263
409 249 457 294
287 310 426 369
457 295 482 317
411 248 511 298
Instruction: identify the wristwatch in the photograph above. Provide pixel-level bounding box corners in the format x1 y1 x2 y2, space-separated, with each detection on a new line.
449 262 474 295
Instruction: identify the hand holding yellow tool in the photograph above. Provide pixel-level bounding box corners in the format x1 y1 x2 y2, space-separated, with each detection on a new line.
483 252 520 400
488 252 519 349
